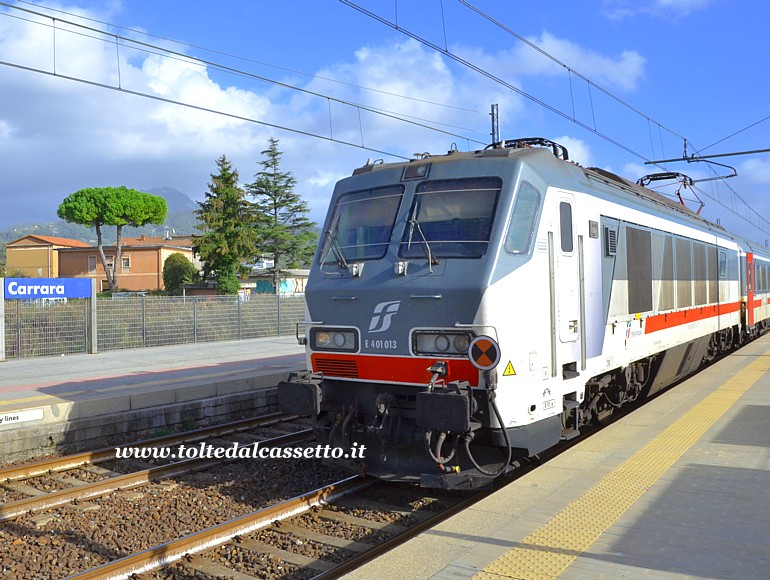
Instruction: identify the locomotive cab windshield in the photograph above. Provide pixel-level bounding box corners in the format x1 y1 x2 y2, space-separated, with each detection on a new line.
319 184 405 268
399 177 502 260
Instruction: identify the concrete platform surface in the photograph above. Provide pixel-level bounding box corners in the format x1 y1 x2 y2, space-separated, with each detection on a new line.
345 334 770 579
0 336 305 460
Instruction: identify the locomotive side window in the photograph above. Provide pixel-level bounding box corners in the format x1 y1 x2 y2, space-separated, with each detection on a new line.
504 181 541 254
399 177 501 259
675 237 693 308
320 185 404 264
626 226 653 313
559 201 573 253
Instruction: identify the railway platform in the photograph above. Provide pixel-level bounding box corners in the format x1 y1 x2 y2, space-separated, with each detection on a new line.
346 333 770 579
0 337 304 462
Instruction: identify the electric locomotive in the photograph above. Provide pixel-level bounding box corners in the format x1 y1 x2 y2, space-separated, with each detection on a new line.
278 138 770 488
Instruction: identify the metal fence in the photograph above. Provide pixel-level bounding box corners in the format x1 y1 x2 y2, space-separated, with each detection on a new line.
3 294 306 359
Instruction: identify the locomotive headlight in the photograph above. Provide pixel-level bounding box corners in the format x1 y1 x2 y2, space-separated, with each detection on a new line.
413 330 475 357
453 334 470 352
434 334 450 352
310 327 358 352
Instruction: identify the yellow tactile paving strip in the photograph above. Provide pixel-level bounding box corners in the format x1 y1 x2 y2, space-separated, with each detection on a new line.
474 347 770 580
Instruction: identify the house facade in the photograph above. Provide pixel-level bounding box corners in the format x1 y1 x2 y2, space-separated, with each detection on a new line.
58 235 200 292
5 235 92 277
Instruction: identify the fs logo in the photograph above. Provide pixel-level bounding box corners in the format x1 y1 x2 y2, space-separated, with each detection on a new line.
368 300 401 333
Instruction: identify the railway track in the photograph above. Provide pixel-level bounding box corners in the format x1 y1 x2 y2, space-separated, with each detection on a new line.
0 412 311 522
3 385 678 578
67 475 492 579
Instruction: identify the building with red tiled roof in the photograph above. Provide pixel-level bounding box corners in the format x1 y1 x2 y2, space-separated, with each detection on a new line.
58 234 200 292
5 234 91 278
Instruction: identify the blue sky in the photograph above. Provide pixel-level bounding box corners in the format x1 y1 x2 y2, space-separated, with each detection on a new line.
1 0 768 241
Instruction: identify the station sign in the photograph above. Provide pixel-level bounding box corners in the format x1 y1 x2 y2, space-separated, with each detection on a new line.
3 278 93 300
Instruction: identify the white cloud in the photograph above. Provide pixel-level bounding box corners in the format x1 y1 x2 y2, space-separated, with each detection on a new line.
740 155 770 184
603 0 713 20
0 4 656 230
553 136 594 167
507 32 646 92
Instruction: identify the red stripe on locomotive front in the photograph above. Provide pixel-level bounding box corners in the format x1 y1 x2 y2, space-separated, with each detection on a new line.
311 352 479 385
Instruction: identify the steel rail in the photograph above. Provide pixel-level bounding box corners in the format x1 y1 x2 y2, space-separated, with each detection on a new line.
0 429 313 522
312 485 493 579
66 475 371 580
0 412 297 481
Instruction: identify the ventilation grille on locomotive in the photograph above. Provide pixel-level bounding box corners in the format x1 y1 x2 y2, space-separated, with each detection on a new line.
314 357 359 378
605 227 618 256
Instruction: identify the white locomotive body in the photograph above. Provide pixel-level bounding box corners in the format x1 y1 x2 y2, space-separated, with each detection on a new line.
278 139 770 488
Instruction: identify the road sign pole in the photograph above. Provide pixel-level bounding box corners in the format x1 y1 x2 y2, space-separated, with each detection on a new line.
0 279 5 362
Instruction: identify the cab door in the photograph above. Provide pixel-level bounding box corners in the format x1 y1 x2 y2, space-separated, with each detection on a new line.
557 196 580 345
746 252 755 326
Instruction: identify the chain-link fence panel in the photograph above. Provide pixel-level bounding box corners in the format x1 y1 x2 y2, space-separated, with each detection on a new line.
143 296 196 347
97 297 144 351
4 302 19 359
4 293 307 358
194 296 240 343
278 295 308 335
4 299 88 358
241 294 280 338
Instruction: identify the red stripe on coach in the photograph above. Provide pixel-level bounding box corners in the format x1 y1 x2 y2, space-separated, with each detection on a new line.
644 301 741 334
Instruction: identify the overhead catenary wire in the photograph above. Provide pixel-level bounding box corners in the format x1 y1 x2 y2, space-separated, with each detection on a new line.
11 0 482 116
0 57 412 160
0 1 487 154
339 0 770 237
339 0 662 166
458 0 690 148
699 114 770 153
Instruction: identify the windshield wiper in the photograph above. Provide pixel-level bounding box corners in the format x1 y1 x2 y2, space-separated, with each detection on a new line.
407 218 438 271
320 214 348 269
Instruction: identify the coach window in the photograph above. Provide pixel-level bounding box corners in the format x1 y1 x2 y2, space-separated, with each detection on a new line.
626 226 652 313
505 181 541 254
675 237 693 308
653 233 675 311
693 242 708 305
718 250 727 278
706 245 718 303
559 201 573 253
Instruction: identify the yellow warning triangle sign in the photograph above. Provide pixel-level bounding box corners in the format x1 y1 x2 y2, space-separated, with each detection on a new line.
503 361 516 376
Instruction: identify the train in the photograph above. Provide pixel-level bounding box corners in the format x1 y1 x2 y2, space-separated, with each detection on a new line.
278 138 770 489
